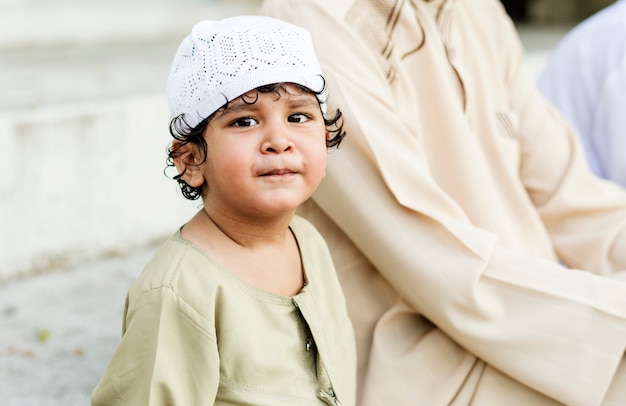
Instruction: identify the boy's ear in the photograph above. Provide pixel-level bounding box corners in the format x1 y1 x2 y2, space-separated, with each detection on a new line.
172 140 205 188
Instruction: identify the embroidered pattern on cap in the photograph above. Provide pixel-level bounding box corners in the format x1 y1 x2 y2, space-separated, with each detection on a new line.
167 16 326 128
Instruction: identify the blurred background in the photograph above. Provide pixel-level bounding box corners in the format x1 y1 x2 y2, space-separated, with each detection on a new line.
0 0 260 282
0 0 616 404
501 0 613 22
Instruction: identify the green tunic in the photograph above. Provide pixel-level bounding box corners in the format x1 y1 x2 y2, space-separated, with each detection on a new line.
91 215 356 406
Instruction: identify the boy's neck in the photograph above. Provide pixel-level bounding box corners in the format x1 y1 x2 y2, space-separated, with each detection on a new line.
201 207 295 251
180 207 304 296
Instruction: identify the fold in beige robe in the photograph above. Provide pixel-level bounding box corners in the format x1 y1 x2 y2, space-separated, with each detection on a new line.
262 0 626 404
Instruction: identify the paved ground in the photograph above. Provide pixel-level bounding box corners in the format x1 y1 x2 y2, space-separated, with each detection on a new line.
0 244 158 405
0 20 572 406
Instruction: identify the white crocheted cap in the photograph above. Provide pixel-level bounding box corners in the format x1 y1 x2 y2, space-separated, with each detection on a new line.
167 16 326 128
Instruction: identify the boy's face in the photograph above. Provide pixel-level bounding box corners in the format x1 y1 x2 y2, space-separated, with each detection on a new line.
199 84 327 220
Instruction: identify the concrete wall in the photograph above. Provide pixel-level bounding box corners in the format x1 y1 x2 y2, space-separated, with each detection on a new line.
0 1 260 51
0 97 199 279
0 0 260 280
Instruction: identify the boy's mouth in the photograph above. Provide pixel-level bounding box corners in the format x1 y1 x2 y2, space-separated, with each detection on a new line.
261 168 297 176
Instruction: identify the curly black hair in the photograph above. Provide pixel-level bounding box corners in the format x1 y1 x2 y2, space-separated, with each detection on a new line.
165 82 346 200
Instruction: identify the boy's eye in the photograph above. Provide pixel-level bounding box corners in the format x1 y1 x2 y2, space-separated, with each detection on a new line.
288 113 310 123
232 117 258 127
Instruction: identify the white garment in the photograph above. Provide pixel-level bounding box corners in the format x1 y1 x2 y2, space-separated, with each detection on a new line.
538 0 626 186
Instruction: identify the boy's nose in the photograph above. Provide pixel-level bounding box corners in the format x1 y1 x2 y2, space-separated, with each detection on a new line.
262 125 294 153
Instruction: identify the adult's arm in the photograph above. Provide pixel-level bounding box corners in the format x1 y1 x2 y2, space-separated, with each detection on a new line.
499 4 626 274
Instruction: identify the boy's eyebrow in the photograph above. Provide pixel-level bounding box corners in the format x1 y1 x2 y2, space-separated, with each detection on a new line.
222 100 255 114
213 99 256 118
288 96 320 108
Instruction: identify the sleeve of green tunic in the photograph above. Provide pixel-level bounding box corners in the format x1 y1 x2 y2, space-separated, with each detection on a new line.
91 280 219 405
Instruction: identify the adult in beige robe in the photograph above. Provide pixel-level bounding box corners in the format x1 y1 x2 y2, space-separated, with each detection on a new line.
261 0 626 405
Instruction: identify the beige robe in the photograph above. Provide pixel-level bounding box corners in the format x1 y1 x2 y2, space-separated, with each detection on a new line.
261 0 626 405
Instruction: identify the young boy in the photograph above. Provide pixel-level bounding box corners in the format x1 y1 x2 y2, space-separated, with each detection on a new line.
91 16 356 406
